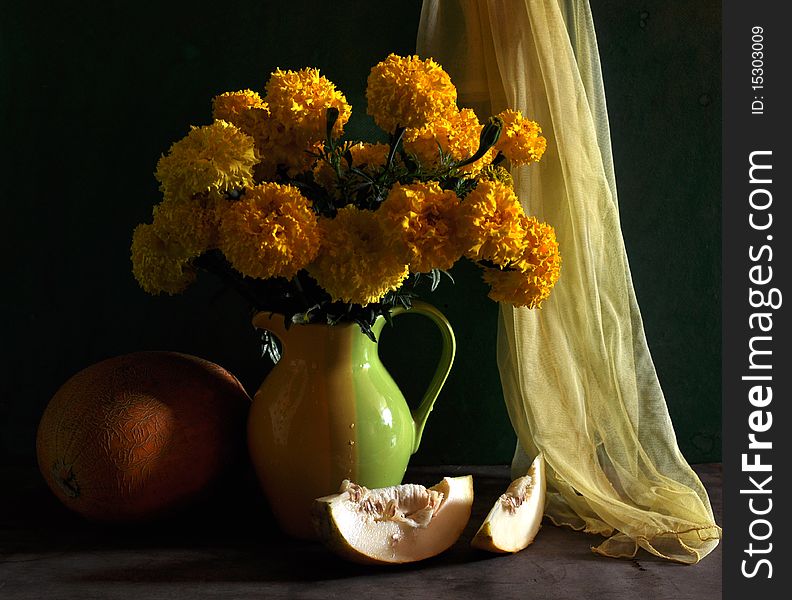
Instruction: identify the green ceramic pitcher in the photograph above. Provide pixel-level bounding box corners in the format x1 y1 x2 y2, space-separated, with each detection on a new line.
247 301 456 538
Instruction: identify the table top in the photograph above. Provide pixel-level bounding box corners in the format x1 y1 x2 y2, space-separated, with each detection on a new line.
0 463 722 600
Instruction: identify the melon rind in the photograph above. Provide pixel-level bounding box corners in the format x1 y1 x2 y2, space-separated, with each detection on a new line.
312 475 474 565
471 453 546 553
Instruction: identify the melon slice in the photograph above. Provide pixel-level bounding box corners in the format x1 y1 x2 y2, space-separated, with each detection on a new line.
471 453 546 553
312 475 474 564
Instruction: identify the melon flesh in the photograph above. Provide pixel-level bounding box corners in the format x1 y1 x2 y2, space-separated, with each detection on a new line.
312 475 474 564
471 453 546 553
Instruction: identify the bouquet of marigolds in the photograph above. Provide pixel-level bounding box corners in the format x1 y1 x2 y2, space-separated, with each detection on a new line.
131 54 561 349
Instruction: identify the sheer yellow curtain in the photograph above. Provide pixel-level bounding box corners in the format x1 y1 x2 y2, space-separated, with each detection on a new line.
418 0 721 563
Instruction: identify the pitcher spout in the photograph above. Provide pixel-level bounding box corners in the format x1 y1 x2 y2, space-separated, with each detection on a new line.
252 312 290 342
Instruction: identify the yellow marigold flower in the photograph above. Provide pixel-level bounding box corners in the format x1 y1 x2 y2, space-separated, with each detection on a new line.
237 108 321 180
482 217 561 308
155 120 257 201
258 130 322 179
131 223 195 295
225 72 347 181
495 110 547 166
366 54 457 132
312 160 338 195
404 108 486 171
378 182 463 273
459 181 528 266
218 183 319 280
223 103 272 139
349 142 390 169
265 67 351 146
211 90 266 129
152 194 226 257
307 206 409 305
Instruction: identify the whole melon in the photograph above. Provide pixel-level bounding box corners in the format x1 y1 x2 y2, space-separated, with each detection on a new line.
36 351 251 521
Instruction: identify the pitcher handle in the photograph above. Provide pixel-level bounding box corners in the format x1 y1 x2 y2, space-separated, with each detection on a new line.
390 300 456 454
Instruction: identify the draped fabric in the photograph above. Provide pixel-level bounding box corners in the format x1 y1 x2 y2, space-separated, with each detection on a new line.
417 0 721 562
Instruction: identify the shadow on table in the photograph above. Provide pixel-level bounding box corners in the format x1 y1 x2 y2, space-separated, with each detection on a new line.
2 463 714 585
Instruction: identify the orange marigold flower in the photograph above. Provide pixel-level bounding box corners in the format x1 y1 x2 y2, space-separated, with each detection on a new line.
349 142 390 170
155 120 257 201
259 126 323 179
482 216 561 308
404 108 492 173
238 106 322 180
219 183 319 280
211 90 267 129
152 194 227 257
378 182 463 273
307 206 409 305
311 161 338 196
495 110 547 166
265 67 351 146
131 223 195 295
458 181 528 266
366 54 457 132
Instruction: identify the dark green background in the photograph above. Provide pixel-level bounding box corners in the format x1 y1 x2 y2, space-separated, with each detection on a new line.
0 1 720 466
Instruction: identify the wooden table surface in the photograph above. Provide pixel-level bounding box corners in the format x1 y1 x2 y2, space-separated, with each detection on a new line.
0 463 722 600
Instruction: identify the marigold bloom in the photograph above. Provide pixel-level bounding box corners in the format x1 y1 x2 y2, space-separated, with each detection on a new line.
311 161 339 196
233 107 320 180
218 183 319 280
131 224 195 295
307 206 409 305
152 194 227 257
495 110 547 166
155 120 257 201
404 108 492 173
211 90 266 128
265 68 351 146
309 164 332 197
459 181 528 266
482 216 561 308
378 182 463 273
258 125 323 179
215 99 322 182
349 142 390 169
366 54 457 132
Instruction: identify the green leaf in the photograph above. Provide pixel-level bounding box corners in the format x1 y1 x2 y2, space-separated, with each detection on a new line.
326 107 340 145
430 269 441 291
327 312 346 326
386 127 406 170
399 149 418 171
355 318 377 343
260 331 282 363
